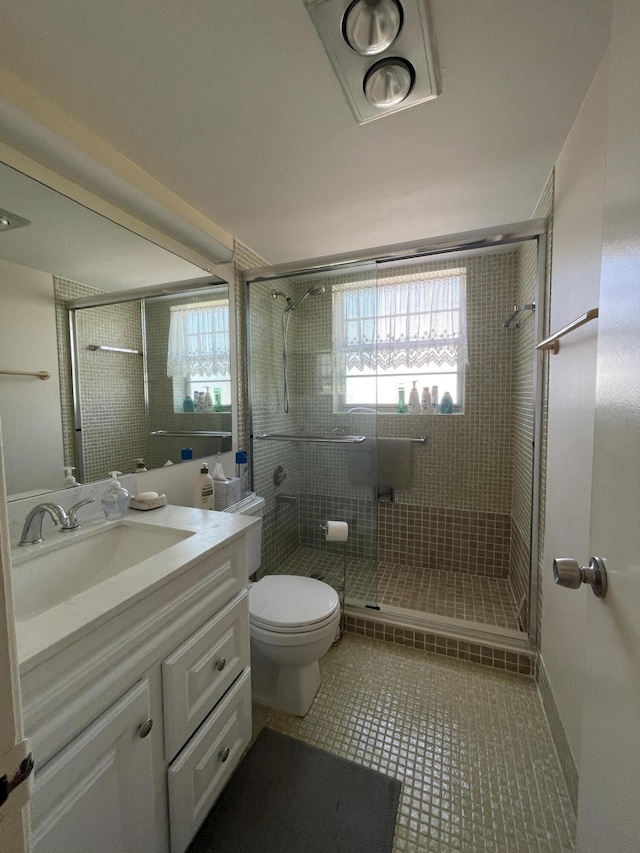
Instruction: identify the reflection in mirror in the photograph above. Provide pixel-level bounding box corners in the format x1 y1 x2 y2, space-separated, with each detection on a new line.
0 161 233 500
68 286 231 483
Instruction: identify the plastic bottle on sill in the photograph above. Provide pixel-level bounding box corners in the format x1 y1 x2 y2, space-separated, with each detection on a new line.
420 387 431 413
440 391 454 414
407 380 421 414
396 384 407 413
430 385 439 414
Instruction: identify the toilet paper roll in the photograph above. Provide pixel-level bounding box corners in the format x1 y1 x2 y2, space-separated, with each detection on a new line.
325 520 349 542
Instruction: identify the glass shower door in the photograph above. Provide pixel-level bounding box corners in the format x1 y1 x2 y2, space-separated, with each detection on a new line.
246 263 380 609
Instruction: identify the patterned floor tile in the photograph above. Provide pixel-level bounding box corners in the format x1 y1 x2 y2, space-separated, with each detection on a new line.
252 634 574 853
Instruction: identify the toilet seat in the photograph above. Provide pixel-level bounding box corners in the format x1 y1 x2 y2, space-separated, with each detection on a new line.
249 575 340 634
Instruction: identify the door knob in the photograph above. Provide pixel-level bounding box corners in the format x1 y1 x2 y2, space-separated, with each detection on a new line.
553 556 608 599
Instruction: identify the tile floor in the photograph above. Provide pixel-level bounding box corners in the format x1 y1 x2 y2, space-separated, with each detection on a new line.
276 547 522 632
252 634 575 853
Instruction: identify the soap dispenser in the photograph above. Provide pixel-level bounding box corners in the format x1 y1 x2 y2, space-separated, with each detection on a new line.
212 453 226 482
63 466 78 487
101 471 130 520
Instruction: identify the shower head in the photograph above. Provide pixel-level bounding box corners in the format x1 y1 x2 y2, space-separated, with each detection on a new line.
271 289 294 308
286 285 327 312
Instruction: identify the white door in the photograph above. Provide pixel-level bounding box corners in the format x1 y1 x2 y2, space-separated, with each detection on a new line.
0 420 30 853
575 2 640 851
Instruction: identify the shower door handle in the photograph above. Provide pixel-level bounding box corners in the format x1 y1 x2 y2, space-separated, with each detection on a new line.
553 557 608 599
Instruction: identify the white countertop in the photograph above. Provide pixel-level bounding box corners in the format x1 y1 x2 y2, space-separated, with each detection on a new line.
12 505 258 672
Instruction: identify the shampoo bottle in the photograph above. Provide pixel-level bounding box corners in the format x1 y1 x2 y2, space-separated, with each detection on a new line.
101 471 130 520
440 391 454 414
408 380 421 413
430 385 439 414
421 387 430 413
204 387 213 412
194 463 214 510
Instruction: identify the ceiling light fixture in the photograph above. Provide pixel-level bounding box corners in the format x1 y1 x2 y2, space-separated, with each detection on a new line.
0 207 31 234
305 0 440 124
343 0 403 56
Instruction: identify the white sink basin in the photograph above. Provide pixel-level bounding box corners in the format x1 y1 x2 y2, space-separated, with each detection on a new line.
12 521 195 621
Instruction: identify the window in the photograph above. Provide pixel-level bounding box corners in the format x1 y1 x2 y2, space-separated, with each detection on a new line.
167 300 231 411
332 268 468 411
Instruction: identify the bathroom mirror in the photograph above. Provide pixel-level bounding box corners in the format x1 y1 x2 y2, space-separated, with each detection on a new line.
0 160 233 498
69 285 232 483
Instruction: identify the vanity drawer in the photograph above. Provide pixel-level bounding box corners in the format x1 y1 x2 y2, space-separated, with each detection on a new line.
162 590 249 760
167 667 251 853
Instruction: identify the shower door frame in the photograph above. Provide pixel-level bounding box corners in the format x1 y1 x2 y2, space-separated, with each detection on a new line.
245 219 548 650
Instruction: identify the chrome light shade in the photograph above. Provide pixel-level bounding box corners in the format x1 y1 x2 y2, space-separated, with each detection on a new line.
0 207 31 234
364 57 414 107
343 0 402 56
305 0 440 124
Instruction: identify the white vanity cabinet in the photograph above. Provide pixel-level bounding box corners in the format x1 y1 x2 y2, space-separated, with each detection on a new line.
30 679 161 853
18 518 255 853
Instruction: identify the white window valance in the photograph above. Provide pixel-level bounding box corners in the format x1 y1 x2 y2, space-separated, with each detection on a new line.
167 301 230 378
333 270 468 371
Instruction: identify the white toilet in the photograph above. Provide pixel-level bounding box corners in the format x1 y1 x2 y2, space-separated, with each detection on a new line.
224 493 341 715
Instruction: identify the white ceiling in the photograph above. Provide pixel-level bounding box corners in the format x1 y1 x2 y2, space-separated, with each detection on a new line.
0 1 611 266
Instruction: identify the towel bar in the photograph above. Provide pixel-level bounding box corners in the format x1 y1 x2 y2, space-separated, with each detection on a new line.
536 308 599 354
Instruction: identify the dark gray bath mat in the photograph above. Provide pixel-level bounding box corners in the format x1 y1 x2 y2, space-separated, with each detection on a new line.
187 727 401 853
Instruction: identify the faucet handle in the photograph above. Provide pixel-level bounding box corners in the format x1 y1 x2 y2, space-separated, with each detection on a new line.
63 497 96 531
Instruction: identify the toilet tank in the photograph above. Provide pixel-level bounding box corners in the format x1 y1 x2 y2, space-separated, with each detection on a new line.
222 493 265 575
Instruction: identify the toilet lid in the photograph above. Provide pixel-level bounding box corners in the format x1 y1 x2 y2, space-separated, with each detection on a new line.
249 575 340 630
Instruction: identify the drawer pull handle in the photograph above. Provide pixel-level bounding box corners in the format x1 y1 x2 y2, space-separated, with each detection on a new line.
215 657 226 672
219 746 230 763
138 718 153 739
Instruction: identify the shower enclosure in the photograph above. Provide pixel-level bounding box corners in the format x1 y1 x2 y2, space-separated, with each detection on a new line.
246 221 547 646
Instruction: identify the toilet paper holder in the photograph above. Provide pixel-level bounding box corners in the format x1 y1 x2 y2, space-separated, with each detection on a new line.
319 520 349 542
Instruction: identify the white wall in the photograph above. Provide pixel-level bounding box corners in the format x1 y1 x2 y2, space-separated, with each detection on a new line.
0 258 65 496
541 57 608 768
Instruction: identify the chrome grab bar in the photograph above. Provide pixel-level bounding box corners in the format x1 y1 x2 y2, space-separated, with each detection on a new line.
256 433 366 444
256 433 427 444
536 308 599 354
88 344 143 355
150 430 232 438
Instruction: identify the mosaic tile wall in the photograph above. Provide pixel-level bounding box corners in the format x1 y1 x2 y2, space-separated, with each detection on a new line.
378 503 512 577
144 290 232 469
248 272 306 576
54 276 99 470
54 277 146 481
233 239 267 455
73 300 146 481
343 613 536 677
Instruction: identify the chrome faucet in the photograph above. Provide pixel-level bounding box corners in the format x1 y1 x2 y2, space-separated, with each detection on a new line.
63 498 96 531
19 503 69 546
18 497 96 546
